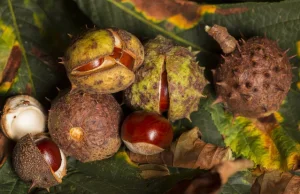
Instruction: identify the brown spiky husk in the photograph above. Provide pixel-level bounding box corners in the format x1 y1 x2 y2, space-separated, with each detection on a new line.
48 91 122 162
12 134 59 189
215 37 292 118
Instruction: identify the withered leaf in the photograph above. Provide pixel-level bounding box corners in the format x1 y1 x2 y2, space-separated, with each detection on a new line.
251 171 300 194
172 127 232 169
128 127 232 170
0 45 22 87
123 0 248 30
124 0 203 29
209 100 300 171
167 159 253 194
0 131 9 168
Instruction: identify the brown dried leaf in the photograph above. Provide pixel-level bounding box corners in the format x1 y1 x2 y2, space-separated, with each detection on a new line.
124 0 216 29
214 159 253 184
128 127 232 170
0 45 22 94
125 0 200 23
128 149 174 166
0 130 9 167
215 7 249 15
251 171 300 194
172 127 233 169
167 159 253 194
122 0 248 30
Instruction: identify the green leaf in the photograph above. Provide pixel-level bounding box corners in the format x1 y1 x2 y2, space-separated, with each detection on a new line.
34 151 146 194
0 159 28 194
0 151 148 194
2 0 300 193
0 0 84 101
0 151 145 194
207 93 300 171
33 151 201 194
220 172 251 194
1 151 251 194
202 0 300 53
279 89 300 143
173 95 225 146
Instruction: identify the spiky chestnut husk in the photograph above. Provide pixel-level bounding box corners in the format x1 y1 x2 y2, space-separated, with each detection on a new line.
207 25 292 118
62 28 144 94
48 91 122 162
13 134 66 190
124 35 207 122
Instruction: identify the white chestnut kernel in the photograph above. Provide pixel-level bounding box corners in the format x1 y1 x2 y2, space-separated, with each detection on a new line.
1 95 46 141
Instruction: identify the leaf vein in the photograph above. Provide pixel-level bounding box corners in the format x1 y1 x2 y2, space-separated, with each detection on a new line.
8 179 17 194
258 17 300 30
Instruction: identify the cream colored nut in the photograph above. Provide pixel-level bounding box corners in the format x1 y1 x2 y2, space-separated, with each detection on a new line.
1 95 46 141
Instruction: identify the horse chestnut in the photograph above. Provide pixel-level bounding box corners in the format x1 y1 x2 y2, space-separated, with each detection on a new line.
1 95 46 141
13 134 67 190
121 111 173 155
159 70 169 113
62 28 144 94
125 35 207 121
35 138 62 172
48 90 122 162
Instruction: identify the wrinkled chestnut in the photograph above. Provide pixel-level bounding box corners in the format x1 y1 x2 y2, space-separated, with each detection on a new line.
48 90 122 162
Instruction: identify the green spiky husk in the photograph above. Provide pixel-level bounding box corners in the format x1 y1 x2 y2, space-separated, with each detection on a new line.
69 65 135 94
65 29 114 72
125 35 207 121
166 46 206 121
113 28 144 70
64 28 144 94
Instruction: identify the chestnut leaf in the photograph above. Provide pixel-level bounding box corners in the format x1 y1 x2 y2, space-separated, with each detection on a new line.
207 88 300 171
0 0 85 102
0 159 28 194
34 151 206 194
1 0 300 194
251 171 300 194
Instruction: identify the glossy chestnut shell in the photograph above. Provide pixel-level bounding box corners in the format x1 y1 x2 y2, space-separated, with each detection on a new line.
121 111 173 155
